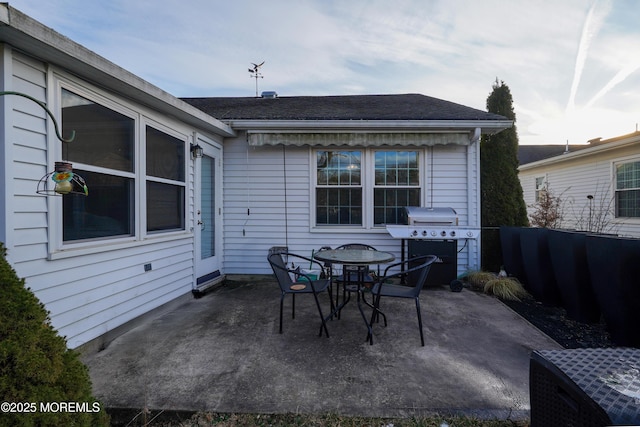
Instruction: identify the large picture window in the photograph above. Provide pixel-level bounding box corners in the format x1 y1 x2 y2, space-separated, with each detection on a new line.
615 160 640 218
61 87 187 243
62 89 135 241
315 149 421 227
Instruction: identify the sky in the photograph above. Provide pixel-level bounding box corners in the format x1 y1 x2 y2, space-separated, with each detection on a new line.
8 0 640 145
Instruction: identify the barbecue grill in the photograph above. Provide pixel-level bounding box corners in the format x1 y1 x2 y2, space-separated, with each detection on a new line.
386 207 480 287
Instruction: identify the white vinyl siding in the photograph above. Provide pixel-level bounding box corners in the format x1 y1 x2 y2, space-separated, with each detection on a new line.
2 50 223 348
223 132 478 276
519 140 640 238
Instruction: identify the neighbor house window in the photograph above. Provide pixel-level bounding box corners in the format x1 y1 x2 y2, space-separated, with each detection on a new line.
615 160 640 218
146 126 186 232
535 176 546 202
316 150 362 225
62 89 135 241
373 151 420 225
314 149 422 227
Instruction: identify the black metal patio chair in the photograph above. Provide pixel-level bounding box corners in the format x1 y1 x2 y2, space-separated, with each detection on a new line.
369 255 438 346
330 243 380 317
267 251 333 338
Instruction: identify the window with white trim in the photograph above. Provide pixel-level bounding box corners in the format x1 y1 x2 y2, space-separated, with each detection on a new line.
145 126 186 232
61 87 187 243
314 149 421 227
62 89 136 241
316 150 362 225
534 176 546 202
373 150 420 225
615 160 640 218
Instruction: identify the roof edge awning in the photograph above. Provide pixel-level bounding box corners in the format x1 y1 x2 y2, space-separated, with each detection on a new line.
248 132 470 147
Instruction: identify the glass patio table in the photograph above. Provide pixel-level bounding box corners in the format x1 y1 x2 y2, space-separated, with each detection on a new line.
313 248 395 344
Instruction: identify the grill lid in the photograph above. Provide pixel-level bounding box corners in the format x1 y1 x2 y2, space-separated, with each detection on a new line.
404 207 458 225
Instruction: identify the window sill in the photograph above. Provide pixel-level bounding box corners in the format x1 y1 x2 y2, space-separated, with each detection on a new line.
48 231 192 260
310 226 390 234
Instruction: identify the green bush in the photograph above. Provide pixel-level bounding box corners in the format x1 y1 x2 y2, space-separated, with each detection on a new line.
0 243 109 427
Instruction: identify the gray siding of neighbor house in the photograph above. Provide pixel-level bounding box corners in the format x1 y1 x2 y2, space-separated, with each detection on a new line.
3 47 212 349
223 131 480 276
519 139 640 238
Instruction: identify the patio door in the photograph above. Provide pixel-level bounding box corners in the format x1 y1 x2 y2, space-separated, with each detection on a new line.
194 141 222 289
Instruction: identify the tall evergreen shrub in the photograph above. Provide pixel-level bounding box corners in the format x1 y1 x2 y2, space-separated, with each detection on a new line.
480 80 529 271
0 243 109 427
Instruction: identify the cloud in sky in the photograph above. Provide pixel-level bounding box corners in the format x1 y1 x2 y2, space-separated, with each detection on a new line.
9 0 640 144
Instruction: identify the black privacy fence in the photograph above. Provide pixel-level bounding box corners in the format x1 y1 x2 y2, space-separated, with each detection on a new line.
500 226 640 348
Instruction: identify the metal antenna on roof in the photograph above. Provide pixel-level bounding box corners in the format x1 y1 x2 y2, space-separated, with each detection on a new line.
248 61 264 97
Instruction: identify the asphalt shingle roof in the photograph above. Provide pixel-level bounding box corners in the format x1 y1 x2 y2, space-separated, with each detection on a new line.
181 93 508 122
517 144 591 165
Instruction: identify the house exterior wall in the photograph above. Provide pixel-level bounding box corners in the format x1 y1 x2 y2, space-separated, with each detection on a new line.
223 131 480 276
519 138 640 238
2 46 224 349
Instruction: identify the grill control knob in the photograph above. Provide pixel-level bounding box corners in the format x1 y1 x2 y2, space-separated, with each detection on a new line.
431 231 437 237
440 230 447 237
450 230 456 237
467 231 474 237
411 230 418 237
422 230 428 236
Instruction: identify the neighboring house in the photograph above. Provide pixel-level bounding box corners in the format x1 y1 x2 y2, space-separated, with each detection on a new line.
518 131 640 237
0 5 511 350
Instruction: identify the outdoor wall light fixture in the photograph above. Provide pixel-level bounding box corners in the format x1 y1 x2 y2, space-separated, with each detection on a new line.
190 143 204 158
0 91 88 196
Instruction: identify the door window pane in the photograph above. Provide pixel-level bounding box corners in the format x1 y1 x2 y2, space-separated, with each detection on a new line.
201 156 215 258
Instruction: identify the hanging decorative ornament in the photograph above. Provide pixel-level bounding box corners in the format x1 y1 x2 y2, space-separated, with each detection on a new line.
37 161 88 196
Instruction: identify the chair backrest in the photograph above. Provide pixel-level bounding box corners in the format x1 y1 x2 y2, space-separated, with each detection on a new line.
336 244 378 274
336 243 377 251
409 255 437 292
268 252 293 289
381 255 438 295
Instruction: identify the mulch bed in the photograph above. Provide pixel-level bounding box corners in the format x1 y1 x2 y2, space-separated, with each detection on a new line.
500 296 614 349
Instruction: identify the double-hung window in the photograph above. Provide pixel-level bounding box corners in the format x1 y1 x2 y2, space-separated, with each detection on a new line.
62 89 135 241
316 150 363 225
373 151 420 225
145 126 185 232
615 160 640 218
534 176 546 202
60 86 187 244
314 149 421 228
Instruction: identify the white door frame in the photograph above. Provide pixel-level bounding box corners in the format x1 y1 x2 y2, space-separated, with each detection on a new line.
193 134 223 293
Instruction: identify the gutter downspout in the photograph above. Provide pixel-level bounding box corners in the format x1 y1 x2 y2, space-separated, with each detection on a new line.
468 128 481 271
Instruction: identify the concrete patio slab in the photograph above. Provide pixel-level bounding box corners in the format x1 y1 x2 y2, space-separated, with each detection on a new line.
81 278 561 421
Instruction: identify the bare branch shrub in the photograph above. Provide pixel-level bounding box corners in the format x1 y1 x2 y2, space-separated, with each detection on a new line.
529 187 563 228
